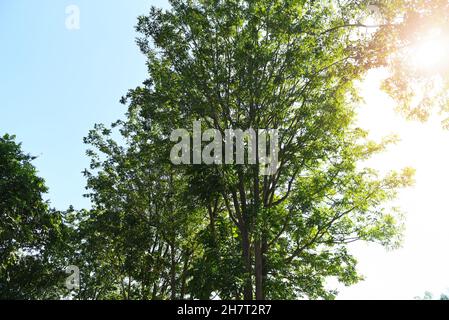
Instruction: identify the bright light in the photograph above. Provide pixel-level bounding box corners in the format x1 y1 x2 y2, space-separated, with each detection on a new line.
409 28 449 71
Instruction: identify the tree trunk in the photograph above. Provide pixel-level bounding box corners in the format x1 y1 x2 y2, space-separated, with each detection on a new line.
255 239 264 300
180 251 190 300
241 228 253 300
254 130 267 300
262 236 268 299
170 243 176 300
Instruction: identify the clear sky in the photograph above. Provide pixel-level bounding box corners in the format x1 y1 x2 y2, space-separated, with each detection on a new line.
1 1 448 300
0 0 168 209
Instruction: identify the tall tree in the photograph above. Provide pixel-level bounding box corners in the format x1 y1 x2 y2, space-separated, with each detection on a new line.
85 0 417 300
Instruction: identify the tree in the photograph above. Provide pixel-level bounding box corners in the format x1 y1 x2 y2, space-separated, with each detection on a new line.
0 134 66 299
415 291 449 300
80 123 204 299
83 0 415 300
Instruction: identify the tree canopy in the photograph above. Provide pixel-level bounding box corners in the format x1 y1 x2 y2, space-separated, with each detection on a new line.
81 0 416 300
0 134 66 299
2 0 448 300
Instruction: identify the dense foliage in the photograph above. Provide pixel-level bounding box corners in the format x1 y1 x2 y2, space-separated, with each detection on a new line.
81 0 415 300
1 0 447 300
0 135 67 299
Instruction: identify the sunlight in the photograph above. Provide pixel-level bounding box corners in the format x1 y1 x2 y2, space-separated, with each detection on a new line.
409 28 449 71
341 68 449 300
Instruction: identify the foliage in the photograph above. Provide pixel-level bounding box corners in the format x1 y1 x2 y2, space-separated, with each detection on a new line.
4 0 449 300
0 134 67 299
80 0 416 300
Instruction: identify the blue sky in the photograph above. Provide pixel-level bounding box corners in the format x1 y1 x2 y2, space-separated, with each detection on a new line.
0 0 168 209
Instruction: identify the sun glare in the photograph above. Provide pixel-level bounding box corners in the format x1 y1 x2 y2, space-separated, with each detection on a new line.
409 28 449 71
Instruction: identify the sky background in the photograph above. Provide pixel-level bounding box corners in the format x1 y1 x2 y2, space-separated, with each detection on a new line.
1 1 448 300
